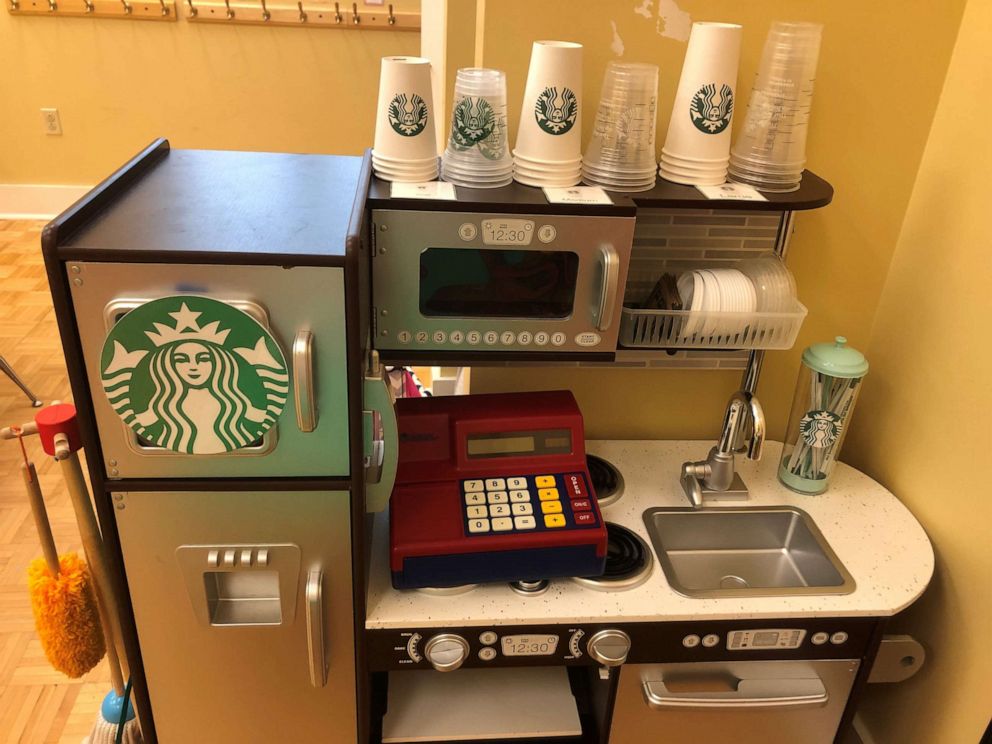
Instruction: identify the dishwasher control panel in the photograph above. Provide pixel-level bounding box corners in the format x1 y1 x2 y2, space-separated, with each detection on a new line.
727 628 806 650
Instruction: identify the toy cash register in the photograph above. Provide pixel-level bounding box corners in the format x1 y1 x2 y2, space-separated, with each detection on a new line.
389 390 608 589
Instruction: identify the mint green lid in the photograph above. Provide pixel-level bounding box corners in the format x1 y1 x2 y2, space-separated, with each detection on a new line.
802 336 869 379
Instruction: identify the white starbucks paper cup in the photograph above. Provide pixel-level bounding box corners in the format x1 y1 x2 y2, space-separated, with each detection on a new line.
660 22 742 166
373 56 438 163
514 41 583 164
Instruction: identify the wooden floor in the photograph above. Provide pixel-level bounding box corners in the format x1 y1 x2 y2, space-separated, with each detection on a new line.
0 219 112 744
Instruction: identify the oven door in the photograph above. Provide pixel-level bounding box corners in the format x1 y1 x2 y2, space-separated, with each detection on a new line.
372 209 634 354
609 660 860 744
68 262 350 479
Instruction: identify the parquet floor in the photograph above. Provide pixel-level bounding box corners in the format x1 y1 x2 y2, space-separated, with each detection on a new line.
0 220 112 744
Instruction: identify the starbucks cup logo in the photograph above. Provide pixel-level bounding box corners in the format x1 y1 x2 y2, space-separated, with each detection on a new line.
690 83 734 134
388 92 429 136
535 86 578 135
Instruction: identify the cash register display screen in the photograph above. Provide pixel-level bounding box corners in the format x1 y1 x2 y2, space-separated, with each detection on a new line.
466 429 572 459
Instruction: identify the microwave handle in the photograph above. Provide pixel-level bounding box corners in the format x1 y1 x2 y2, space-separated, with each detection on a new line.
595 244 620 332
642 675 828 710
293 330 317 433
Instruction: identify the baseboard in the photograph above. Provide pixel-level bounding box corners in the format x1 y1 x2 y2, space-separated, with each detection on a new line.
0 184 93 220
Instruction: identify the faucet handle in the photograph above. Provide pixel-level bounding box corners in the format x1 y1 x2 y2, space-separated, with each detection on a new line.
680 462 705 509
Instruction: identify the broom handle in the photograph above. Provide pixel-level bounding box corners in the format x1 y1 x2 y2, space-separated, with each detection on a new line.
88 556 126 695
21 463 60 575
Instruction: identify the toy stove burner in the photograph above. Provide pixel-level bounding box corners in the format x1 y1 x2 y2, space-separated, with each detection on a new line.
509 579 550 596
587 454 624 507
571 523 653 592
415 584 479 596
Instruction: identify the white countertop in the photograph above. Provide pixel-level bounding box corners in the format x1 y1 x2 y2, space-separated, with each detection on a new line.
365 440 934 629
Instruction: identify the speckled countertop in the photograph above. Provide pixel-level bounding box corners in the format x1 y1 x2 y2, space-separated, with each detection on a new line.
365 440 934 629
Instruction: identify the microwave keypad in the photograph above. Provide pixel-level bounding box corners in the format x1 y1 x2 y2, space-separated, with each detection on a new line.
396 330 572 347
462 473 597 536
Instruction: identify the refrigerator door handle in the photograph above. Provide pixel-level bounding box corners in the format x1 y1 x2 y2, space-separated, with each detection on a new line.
293 330 317 433
306 568 327 687
363 354 398 513
642 676 828 710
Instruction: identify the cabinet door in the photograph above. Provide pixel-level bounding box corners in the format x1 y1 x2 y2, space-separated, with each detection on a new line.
609 660 859 744
115 490 356 744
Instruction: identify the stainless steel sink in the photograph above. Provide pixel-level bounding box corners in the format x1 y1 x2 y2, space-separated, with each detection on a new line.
643 506 855 598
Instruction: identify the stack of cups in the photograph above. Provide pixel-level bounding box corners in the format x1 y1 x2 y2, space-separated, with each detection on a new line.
659 22 743 186
582 62 659 193
371 56 439 183
513 41 584 188
441 68 513 189
729 22 823 192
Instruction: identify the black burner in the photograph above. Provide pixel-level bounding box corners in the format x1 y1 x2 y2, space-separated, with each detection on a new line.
601 523 648 581
587 454 622 505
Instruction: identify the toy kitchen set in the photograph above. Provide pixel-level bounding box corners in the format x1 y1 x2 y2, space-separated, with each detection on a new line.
37 136 932 744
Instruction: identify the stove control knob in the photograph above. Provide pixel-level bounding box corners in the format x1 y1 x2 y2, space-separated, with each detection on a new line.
424 634 470 672
587 629 631 668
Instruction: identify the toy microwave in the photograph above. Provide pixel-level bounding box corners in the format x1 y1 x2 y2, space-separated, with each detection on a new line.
389 390 607 589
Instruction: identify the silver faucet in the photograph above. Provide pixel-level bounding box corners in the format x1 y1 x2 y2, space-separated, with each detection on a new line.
681 390 766 508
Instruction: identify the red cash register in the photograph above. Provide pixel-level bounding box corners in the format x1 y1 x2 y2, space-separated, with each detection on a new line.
389 390 608 589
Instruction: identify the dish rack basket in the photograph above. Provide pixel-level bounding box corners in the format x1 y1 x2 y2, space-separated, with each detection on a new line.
619 300 808 350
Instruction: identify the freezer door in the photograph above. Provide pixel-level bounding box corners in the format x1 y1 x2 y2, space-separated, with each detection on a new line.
115 490 356 744
609 659 860 744
68 262 350 478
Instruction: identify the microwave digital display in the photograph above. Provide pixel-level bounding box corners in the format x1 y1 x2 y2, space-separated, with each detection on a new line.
482 219 534 246
419 248 579 319
466 429 573 459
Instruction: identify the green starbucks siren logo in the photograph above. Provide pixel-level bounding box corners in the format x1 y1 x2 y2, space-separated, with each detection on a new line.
450 96 497 150
100 296 289 455
388 93 429 137
799 410 843 449
535 86 578 135
690 83 734 134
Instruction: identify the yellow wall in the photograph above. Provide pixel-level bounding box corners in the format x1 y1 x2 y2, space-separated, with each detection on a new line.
843 0 992 740
469 0 967 441
0 1 419 184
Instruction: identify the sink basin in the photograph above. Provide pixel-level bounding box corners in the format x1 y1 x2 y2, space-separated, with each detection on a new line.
643 506 855 598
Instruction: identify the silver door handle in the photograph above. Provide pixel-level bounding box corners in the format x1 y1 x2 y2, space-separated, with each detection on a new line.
595 244 620 332
293 331 317 433
305 568 327 688
642 676 828 710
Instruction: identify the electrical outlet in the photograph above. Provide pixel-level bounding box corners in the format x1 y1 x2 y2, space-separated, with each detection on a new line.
41 108 62 136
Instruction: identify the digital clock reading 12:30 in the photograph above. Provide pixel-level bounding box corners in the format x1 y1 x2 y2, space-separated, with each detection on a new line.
500 635 559 656
482 219 534 246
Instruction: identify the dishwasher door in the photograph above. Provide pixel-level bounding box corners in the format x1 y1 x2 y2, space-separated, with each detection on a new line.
609 659 860 744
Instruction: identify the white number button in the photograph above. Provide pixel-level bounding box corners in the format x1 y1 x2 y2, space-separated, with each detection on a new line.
512 503 533 515
464 480 484 492
702 634 720 648
492 517 513 532
830 632 849 645
450 330 464 344
479 647 497 661
415 331 429 344
510 490 531 502
517 331 533 345
465 492 486 506
490 504 511 517
682 634 701 648
535 332 550 346
468 519 490 534
537 225 556 243
479 631 498 646
432 330 447 344
811 632 829 646
507 477 527 490
484 331 499 345
514 516 537 530
487 491 508 504
466 505 488 518
485 478 506 491
551 332 567 346
397 330 411 344
500 331 515 345
467 331 482 345
458 223 478 241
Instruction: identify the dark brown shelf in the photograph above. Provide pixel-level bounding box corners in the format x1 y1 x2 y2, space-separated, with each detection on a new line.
628 169 833 211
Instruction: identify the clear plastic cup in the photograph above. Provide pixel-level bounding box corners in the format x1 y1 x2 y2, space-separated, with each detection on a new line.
441 68 512 189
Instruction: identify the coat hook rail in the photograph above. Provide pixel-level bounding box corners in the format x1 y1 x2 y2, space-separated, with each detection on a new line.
186 0 418 28
9 0 176 18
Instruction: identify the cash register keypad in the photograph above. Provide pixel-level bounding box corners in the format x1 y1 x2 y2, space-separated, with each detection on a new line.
462 474 596 536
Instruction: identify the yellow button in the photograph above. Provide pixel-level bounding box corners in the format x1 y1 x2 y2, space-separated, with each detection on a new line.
544 514 566 528
541 500 563 514
538 488 560 501
535 476 556 488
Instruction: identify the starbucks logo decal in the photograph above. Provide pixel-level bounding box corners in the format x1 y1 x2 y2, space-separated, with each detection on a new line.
690 83 734 134
450 96 497 150
799 410 842 449
100 296 289 455
535 86 578 135
388 93 429 137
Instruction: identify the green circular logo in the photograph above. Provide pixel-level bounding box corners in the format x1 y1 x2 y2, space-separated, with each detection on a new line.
799 410 843 449
388 93 429 137
534 86 578 135
100 296 288 454
690 83 734 134
450 96 497 150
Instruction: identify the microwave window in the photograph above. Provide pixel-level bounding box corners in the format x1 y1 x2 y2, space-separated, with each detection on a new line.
419 248 579 318
466 429 572 459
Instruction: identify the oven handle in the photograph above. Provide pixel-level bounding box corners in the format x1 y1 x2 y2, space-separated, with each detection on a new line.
293 330 317 433
306 567 328 688
363 354 398 513
642 676 828 710
595 244 620 332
